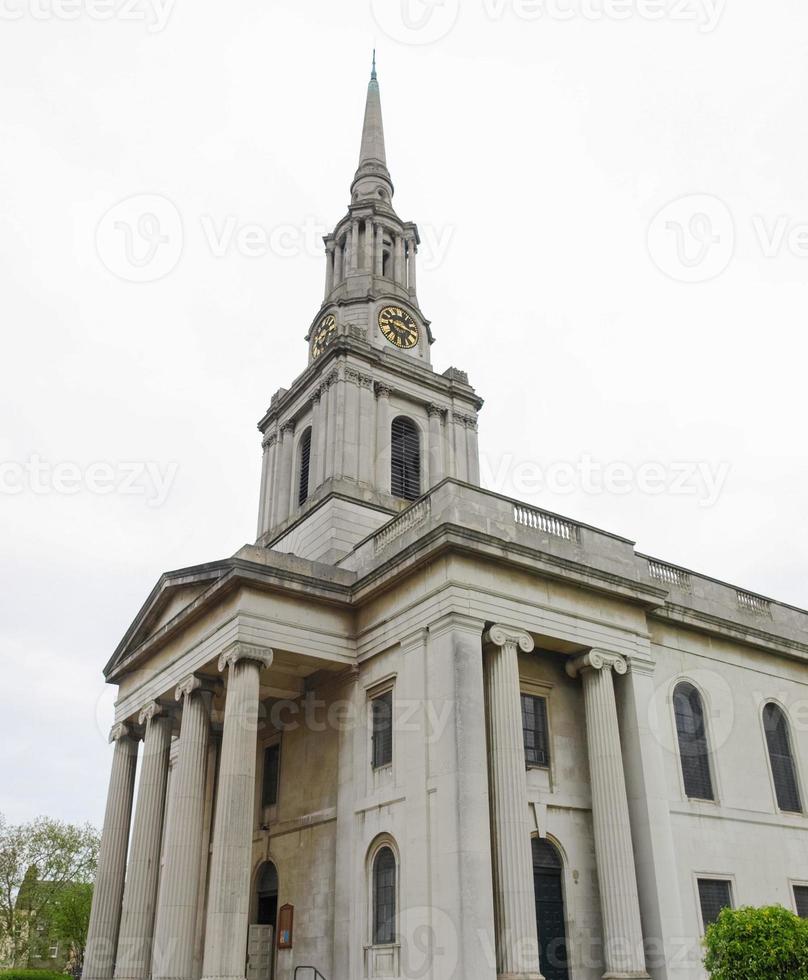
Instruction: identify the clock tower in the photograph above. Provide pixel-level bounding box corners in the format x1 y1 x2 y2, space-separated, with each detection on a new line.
256 59 483 564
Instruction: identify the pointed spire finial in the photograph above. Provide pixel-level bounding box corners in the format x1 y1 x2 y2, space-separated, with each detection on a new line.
371 49 377 82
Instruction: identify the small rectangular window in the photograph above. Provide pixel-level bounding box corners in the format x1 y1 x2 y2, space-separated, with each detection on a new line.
521 694 550 767
794 885 808 919
262 743 281 808
698 878 733 930
372 691 393 769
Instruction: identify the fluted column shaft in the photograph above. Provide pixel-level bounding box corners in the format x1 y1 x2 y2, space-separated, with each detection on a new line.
567 652 649 980
324 242 334 296
275 423 295 525
374 383 391 492
350 220 359 272
484 626 543 980
407 237 417 294
334 242 343 283
394 235 404 284
374 224 384 276
84 726 140 980
201 644 273 980
115 705 173 980
364 218 374 271
428 406 445 487
152 678 216 980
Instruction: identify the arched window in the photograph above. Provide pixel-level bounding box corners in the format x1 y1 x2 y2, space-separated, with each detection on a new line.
391 416 421 501
763 703 802 813
298 427 312 506
673 682 715 801
373 847 397 945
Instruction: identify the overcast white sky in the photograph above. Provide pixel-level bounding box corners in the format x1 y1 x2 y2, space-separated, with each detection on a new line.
1 0 807 829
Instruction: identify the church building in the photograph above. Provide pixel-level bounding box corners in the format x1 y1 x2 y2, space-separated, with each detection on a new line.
83 63 808 980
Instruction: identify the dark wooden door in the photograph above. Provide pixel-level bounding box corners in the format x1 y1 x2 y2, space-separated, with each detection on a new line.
532 838 570 980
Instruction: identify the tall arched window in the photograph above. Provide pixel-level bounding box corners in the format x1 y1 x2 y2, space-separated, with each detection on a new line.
391 416 420 501
297 427 312 506
673 682 715 801
373 846 397 945
763 703 802 813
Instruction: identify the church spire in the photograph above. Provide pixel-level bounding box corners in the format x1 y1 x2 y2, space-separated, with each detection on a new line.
352 53 394 203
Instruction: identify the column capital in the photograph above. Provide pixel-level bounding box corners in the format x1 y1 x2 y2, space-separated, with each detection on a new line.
375 381 392 400
428 612 486 642
280 420 296 436
175 673 222 702
484 624 535 655
138 700 170 726
262 433 277 451
109 722 137 744
217 642 274 674
566 649 628 679
427 402 446 419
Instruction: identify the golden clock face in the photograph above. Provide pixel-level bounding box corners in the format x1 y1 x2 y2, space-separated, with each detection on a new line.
378 306 419 350
311 313 337 358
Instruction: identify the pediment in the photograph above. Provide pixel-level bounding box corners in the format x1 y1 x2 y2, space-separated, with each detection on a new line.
104 563 230 679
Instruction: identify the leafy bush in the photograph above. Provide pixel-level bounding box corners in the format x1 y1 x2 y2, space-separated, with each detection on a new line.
0 972 68 980
704 905 808 980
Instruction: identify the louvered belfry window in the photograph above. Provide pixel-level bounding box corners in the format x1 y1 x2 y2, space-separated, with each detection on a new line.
298 428 312 506
673 682 715 801
763 703 802 813
390 416 421 501
698 878 732 929
373 847 397 945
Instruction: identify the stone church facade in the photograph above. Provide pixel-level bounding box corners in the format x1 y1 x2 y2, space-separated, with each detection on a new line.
84 64 808 980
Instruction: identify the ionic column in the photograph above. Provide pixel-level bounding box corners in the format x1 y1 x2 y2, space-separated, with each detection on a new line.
465 415 481 485
256 434 276 539
374 224 384 277
374 382 392 492
343 370 360 481
407 237 417 295
350 220 359 273
324 241 335 297
394 235 404 284
324 372 338 480
364 218 374 271
114 704 173 980
427 405 445 487
483 626 543 980
334 241 344 283
358 374 375 485
84 725 140 980
152 677 217 980
452 413 469 482
566 652 650 979
274 421 295 526
201 644 274 980
312 388 326 490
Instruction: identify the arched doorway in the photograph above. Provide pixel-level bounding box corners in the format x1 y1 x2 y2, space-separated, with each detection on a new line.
256 861 279 928
248 862 278 980
532 838 570 980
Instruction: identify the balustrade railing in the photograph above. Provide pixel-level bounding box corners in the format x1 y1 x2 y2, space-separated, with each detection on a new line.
514 504 580 543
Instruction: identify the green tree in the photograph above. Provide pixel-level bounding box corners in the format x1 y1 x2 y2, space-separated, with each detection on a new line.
50 883 93 971
704 905 808 980
0 814 99 967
